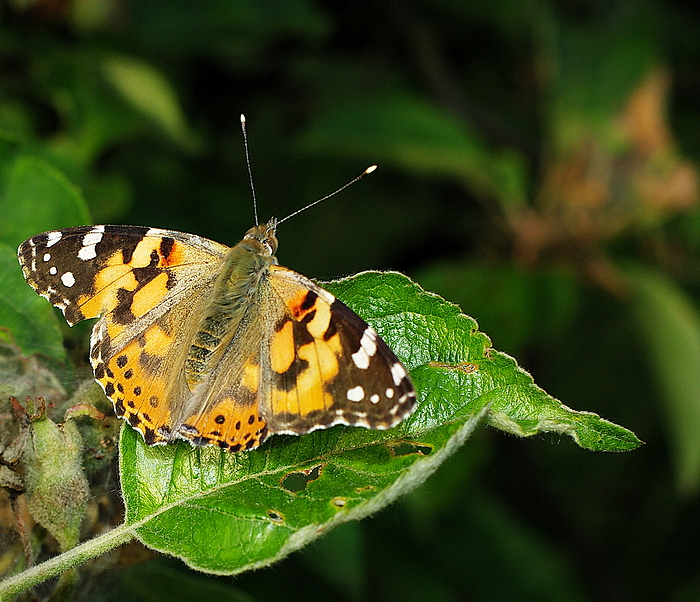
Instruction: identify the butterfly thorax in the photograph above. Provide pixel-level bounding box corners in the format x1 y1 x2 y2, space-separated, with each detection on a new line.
184 220 279 387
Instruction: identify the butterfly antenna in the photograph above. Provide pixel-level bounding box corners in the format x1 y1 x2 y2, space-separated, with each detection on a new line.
277 164 377 225
240 114 259 226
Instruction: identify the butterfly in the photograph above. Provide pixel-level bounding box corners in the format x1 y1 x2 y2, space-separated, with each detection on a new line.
17 216 416 452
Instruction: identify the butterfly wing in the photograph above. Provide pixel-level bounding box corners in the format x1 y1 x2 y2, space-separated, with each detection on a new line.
18 225 229 444
260 266 416 435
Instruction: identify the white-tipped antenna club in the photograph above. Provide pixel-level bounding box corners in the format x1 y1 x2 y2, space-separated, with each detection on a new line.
240 115 376 226
240 114 259 226
277 164 378 225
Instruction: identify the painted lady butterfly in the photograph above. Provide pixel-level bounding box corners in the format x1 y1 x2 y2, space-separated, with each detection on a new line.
18 216 416 452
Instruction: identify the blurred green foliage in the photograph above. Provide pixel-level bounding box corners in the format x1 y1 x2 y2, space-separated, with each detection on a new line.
0 0 699 600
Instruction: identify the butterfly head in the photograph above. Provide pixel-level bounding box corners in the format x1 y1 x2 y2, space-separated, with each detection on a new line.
242 217 279 256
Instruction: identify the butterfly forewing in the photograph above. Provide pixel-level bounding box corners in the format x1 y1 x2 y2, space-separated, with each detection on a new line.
18 225 228 325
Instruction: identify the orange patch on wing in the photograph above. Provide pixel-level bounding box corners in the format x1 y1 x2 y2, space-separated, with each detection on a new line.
130 237 162 267
270 320 295 374
158 240 184 267
304 300 331 339
287 289 315 320
105 320 127 341
270 337 341 417
78 257 139 319
241 362 260 391
134 321 174 358
130 271 171 318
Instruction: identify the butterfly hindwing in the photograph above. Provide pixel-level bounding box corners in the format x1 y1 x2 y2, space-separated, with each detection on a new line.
175 309 271 451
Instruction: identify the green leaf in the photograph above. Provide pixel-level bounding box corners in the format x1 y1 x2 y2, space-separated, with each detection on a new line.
0 142 90 249
119 272 640 575
101 55 200 151
627 264 700 494
0 143 87 361
0 244 67 362
300 91 529 208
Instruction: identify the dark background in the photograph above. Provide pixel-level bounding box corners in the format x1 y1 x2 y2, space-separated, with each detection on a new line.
3 0 700 600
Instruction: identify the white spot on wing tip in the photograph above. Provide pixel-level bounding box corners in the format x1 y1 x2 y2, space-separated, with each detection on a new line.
46 231 62 247
61 271 76 287
351 347 370 370
78 245 97 261
391 362 407 386
82 227 104 247
359 327 378 358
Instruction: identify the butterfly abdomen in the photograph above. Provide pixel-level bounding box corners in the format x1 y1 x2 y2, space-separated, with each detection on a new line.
185 316 233 386
184 242 273 387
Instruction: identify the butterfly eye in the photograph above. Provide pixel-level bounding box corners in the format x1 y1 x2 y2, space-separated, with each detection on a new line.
264 234 278 255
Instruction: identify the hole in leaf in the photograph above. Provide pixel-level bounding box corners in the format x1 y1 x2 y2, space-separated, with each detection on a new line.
389 442 433 456
280 464 323 492
267 510 284 523
355 485 374 494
